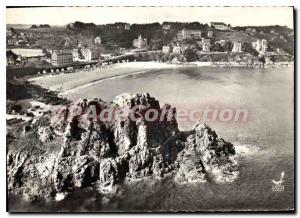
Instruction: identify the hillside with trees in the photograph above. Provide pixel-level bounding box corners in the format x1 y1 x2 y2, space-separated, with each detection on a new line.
8 21 294 55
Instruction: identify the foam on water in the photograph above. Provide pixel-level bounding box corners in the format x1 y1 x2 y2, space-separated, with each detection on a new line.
234 143 261 156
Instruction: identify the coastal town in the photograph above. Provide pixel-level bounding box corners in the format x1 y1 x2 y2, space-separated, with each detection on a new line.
7 21 293 76
6 20 295 132
6 6 295 213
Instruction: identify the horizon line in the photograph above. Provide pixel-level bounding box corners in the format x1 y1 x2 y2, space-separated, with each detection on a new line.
6 22 291 28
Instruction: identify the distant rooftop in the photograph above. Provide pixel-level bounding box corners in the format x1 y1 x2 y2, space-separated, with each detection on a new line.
52 49 72 55
211 22 227 26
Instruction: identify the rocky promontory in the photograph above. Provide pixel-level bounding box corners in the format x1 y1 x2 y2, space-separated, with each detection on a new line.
7 93 238 201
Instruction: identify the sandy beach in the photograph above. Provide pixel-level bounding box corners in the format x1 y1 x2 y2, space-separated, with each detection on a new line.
29 62 187 95
28 60 292 98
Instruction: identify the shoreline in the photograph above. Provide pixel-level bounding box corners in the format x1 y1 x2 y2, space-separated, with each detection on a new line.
29 62 189 93
28 61 294 99
61 69 153 96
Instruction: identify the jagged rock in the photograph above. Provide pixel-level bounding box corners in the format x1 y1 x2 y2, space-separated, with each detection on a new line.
7 150 29 190
113 93 160 109
175 123 238 183
54 155 99 191
151 153 165 178
7 93 239 200
38 126 56 142
113 119 136 156
174 149 206 183
7 148 57 200
112 93 178 156
99 157 127 192
127 145 152 178
87 130 113 159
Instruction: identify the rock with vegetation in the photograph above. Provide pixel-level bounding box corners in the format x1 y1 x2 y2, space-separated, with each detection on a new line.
7 93 238 201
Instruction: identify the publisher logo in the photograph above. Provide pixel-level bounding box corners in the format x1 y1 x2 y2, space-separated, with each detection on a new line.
271 172 285 192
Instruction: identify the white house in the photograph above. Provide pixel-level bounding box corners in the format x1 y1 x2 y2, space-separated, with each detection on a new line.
232 42 242 52
207 31 213 38
72 48 99 62
210 22 230 30
162 45 171 54
51 50 73 66
252 39 268 54
177 29 202 40
133 35 148 49
94 37 101 45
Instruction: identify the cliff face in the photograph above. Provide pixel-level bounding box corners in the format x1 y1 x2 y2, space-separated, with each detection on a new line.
7 93 238 201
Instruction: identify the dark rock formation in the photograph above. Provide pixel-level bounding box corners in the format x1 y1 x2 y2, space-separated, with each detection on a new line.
7 93 238 201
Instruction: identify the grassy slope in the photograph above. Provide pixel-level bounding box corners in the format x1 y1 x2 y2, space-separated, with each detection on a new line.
214 30 257 42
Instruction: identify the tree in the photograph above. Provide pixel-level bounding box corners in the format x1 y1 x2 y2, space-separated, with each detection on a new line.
162 53 169 62
224 41 233 52
184 49 198 62
6 50 19 65
42 48 51 58
73 21 96 30
178 55 186 62
211 43 224 52
6 50 18 60
40 24 50 28
10 27 16 33
242 42 259 56
259 56 266 64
